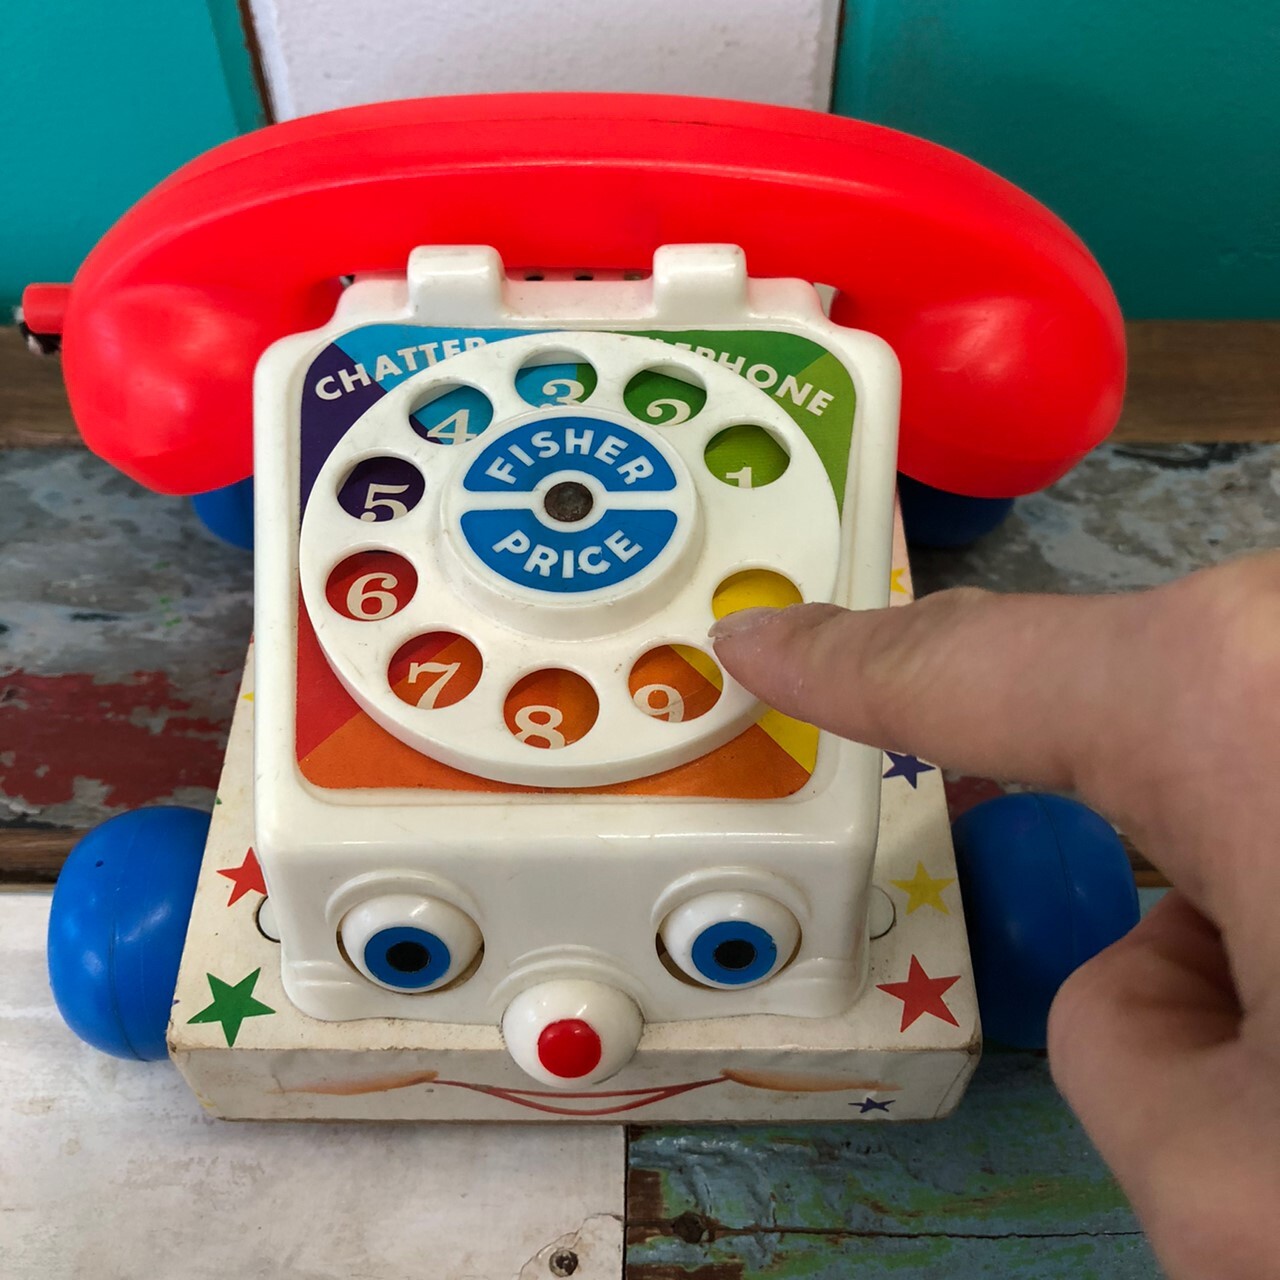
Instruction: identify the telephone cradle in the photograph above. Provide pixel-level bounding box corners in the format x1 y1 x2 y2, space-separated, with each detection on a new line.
31 94 1139 1122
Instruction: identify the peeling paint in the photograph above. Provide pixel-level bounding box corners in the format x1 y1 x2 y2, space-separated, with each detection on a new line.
1 448 251 827
0 670 230 816
912 442 1280 597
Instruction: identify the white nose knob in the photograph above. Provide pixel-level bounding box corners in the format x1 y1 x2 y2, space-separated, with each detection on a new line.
501 980 643 1088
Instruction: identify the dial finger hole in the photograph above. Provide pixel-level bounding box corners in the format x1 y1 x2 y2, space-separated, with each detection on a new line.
410 383 494 446
711 569 802 620
515 349 598 408
624 364 707 426
389 632 483 709
629 645 723 723
504 669 598 749
705 424 791 490
337 456 425 522
326 551 418 621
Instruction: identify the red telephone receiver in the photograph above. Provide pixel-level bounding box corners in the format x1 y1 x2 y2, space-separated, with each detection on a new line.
23 93 1124 498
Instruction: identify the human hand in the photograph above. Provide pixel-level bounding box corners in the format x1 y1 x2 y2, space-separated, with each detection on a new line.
710 552 1280 1280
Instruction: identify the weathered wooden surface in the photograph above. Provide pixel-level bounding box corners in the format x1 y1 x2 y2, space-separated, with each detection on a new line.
5 321 1279 448
910 439 1280 598
625 1048 1160 1278
0 447 252 879
8 436 1277 882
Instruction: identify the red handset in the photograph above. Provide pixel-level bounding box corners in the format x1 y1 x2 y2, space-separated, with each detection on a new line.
23 93 1124 498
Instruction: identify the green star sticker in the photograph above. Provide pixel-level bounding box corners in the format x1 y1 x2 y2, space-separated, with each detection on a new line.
188 969 274 1046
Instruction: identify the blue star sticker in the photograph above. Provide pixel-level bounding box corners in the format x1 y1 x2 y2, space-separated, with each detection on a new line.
852 1097 894 1113
883 751 936 789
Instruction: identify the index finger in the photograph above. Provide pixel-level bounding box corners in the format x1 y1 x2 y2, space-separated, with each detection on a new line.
708 565 1279 932
710 589 1129 792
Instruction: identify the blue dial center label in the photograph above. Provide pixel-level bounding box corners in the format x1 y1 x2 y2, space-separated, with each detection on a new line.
461 508 678 593
463 416 677 493
460 417 681 594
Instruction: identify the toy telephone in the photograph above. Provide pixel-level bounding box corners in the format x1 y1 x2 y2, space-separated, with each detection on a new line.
34 95 1131 1107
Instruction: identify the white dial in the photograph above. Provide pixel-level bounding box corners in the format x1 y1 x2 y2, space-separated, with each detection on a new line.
298 331 840 788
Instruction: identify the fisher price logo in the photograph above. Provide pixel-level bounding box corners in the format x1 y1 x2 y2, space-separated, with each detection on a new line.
458 416 681 595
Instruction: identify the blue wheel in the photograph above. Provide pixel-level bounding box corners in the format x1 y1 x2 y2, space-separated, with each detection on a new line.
898 472 1015 548
191 475 254 549
953 793 1139 1049
47 806 210 1060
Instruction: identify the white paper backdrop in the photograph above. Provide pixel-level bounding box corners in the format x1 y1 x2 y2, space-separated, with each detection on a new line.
248 0 840 118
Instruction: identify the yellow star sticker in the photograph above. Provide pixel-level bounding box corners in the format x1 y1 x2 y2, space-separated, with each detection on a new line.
889 567 910 596
891 862 956 915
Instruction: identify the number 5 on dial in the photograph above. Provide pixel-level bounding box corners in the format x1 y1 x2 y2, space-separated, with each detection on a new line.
361 482 411 521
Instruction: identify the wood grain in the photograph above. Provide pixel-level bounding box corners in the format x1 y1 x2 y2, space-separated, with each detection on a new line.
625 1052 1160 1276
3 321 1278 451
0 326 77 447
0 830 78 884
1116 321 1280 443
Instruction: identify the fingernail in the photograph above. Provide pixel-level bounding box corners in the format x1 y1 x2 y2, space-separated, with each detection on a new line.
708 607 779 642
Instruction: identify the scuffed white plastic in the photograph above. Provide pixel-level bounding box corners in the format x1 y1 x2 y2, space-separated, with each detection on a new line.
300 331 839 787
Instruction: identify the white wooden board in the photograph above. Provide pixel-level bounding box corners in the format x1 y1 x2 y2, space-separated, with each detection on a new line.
0 894 624 1280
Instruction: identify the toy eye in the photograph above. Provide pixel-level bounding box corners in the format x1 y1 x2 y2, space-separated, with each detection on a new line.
659 891 800 989
340 894 482 993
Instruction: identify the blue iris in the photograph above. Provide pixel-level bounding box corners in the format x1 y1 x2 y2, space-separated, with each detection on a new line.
364 926 452 990
690 920 778 986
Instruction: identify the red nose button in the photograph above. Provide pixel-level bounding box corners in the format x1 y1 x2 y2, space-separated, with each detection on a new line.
537 1019 603 1079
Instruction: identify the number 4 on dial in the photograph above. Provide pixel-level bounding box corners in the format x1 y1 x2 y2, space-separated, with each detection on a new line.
425 409 475 445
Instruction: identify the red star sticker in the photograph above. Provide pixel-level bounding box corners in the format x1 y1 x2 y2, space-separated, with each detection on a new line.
217 847 266 906
877 955 961 1031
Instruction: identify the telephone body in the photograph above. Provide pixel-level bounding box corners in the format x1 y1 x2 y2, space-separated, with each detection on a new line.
30 95 1128 1110
252 243 897 1083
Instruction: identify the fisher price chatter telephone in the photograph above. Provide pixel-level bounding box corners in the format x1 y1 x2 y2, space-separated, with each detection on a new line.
26 95 1125 1089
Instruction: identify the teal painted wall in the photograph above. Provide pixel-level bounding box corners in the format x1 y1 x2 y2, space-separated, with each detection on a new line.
3 2 264 314
834 1 1280 317
7 5 1273 319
